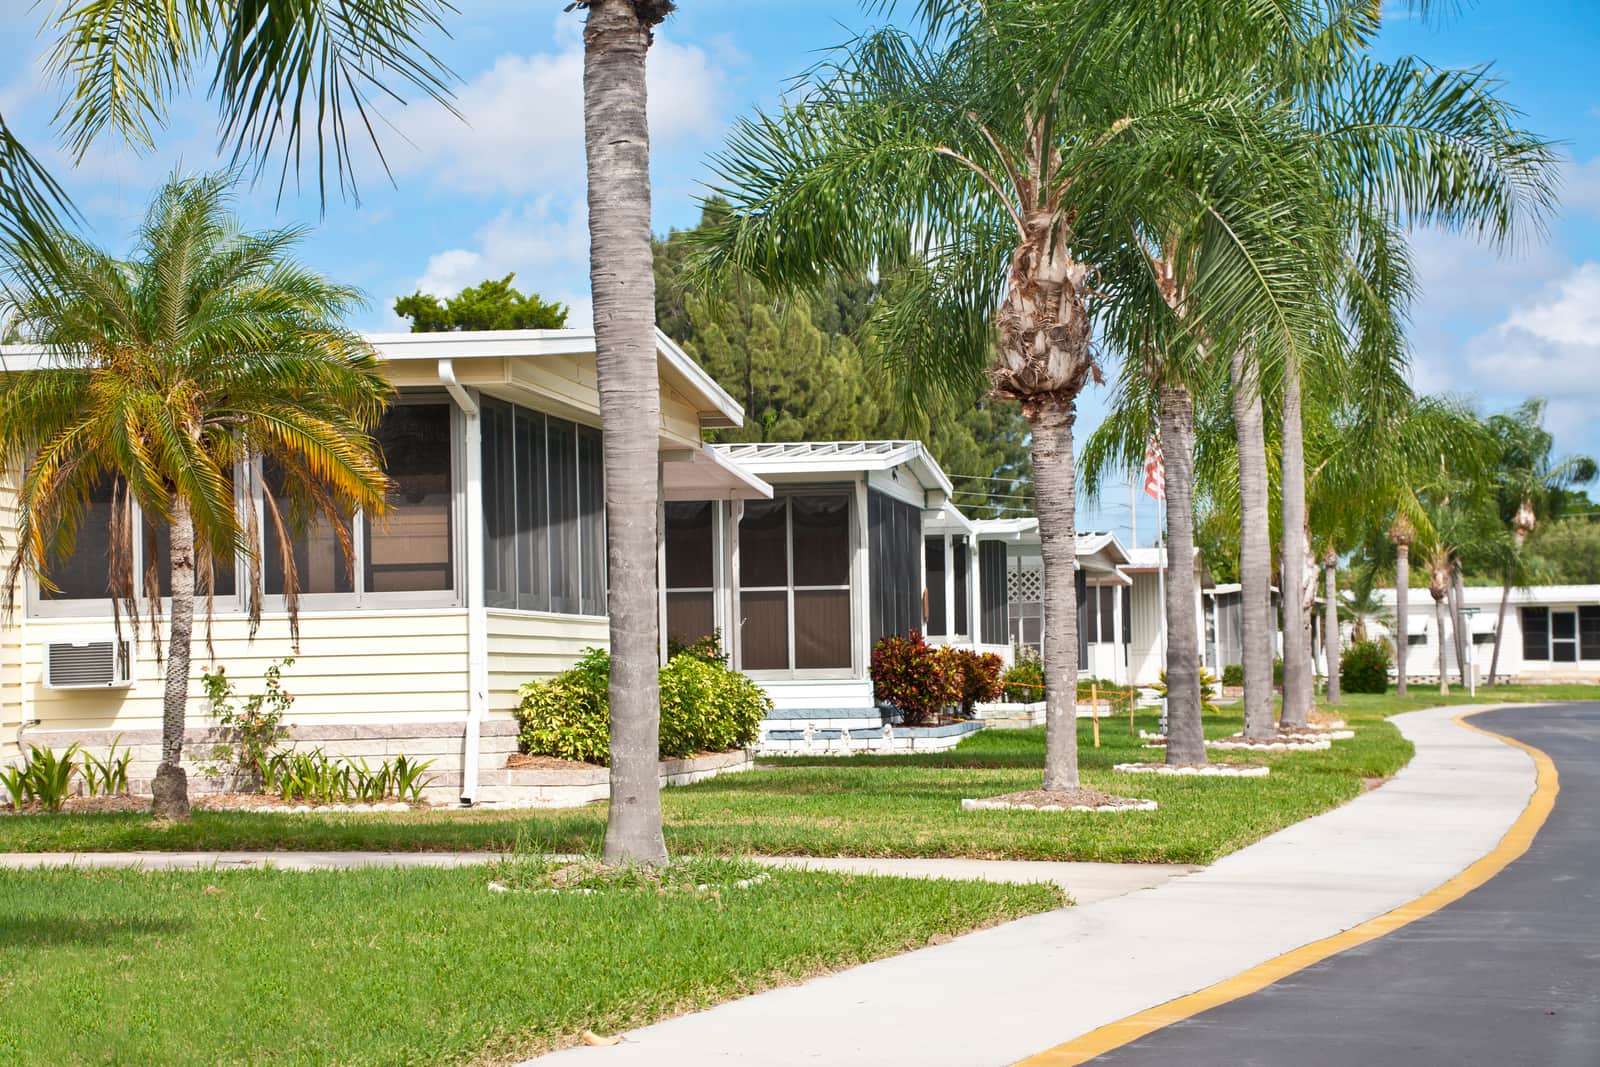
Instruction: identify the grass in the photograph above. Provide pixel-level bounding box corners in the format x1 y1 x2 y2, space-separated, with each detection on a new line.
0 684 1588 863
0 862 1059 1066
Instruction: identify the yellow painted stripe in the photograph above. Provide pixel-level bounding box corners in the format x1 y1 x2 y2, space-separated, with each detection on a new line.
1015 709 1561 1067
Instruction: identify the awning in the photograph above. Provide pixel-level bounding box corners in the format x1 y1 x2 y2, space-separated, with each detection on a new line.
661 446 773 501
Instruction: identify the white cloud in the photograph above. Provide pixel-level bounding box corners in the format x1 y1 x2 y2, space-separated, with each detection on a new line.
401 196 594 328
390 34 725 195
1456 262 1600 450
1561 155 1600 222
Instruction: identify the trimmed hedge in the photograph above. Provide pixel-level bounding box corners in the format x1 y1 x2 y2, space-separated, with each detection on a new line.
1340 638 1391 694
1000 651 1043 702
516 647 771 764
1221 663 1244 687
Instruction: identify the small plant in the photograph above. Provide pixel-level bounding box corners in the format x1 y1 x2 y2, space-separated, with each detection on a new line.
201 657 295 792
1221 663 1244 688
1273 657 1285 686
1000 649 1043 702
936 648 1005 714
870 631 958 726
81 735 132 797
1341 638 1392 694
0 763 30 809
23 744 81 812
390 755 436 802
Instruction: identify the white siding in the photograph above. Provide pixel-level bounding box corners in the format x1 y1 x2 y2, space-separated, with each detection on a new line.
487 609 610 716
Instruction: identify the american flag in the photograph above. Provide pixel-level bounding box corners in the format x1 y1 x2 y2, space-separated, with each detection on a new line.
1143 436 1165 501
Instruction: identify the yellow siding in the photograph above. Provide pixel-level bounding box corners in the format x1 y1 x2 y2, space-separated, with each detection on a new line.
22 610 469 737
0 470 20 763
487 609 609 717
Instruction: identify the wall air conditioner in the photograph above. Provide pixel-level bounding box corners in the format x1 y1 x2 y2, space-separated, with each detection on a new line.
43 638 134 690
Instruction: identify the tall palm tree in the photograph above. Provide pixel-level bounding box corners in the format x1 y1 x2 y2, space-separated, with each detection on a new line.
1484 399 1597 683
1388 514 1415 695
575 0 675 865
0 171 391 818
689 0 1340 791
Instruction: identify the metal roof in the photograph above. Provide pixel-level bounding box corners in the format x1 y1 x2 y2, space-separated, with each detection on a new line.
709 440 954 495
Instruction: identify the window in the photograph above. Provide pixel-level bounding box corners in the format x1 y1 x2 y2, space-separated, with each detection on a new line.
665 501 716 648
978 540 1007 645
1552 610 1577 663
952 536 970 636
366 403 453 593
481 399 606 616
1521 607 1549 661
1082 581 1098 644
40 473 117 600
924 537 947 635
264 458 354 596
1099 586 1117 643
867 491 921 643
739 494 852 673
1580 606 1600 661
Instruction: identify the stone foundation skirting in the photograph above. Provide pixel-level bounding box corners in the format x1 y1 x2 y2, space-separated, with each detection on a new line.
473 748 754 807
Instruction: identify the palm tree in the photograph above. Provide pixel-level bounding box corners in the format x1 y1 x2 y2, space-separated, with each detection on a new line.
688 0 1346 791
575 0 676 865
1484 399 1597 683
1388 515 1415 695
0 171 391 818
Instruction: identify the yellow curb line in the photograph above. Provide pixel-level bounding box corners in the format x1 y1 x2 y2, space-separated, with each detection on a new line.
1013 707 1560 1067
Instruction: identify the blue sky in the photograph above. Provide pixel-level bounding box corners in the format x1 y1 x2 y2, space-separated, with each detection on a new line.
2 1 1596 541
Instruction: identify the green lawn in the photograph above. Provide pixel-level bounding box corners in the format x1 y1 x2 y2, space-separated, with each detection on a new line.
0 863 1058 1065
0 685 1584 862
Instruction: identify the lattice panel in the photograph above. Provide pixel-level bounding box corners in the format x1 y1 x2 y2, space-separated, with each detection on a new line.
1008 567 1043 604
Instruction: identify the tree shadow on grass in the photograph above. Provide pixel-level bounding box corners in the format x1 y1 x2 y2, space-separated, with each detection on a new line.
0 915 190 948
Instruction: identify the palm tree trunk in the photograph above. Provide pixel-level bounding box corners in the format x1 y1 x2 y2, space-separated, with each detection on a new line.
583 0 668 866
151 497 194 819
1159 383 1204 766
1488 579 1511 685
1394 544 1409 696
1279 366 1314 728
1322 547 1340 705
1229 346 1276 739
1033 399 1082 792
1434 595 1450 696
1447 564 1468 687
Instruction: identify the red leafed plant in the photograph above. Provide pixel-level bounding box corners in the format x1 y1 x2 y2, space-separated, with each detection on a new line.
938 647 1005 714
871 631 959 726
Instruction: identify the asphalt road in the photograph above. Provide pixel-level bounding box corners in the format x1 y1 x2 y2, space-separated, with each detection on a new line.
1087 702 1600 1067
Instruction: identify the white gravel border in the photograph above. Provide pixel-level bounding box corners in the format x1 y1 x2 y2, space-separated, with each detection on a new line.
960 797 1159 813
1113 762 1271 777
1206 737 1332 751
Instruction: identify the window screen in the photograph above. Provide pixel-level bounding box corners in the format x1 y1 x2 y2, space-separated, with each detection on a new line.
1580 606 1600 661
952 536 970 636
925 537 947 635
366 403 453 593
1100 586 1117 643
40 472 117 600
1521 606 1549 661
867 490 921 644
665 501 716 649
978 540 1007 645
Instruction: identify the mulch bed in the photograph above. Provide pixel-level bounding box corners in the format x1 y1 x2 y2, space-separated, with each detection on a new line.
505 753 597 771
1 794 150 816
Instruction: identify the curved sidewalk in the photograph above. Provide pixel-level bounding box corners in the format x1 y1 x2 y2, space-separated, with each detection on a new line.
529 704 1539 1066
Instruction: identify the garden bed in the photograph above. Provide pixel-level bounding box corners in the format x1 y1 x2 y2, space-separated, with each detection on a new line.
961 788 1157 813
474 748 755 807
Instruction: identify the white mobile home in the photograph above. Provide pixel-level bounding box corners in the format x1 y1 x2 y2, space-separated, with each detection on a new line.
1 329 770 798
1374 585 1600 685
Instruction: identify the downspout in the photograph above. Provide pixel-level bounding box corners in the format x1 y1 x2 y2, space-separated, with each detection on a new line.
440 359 488 805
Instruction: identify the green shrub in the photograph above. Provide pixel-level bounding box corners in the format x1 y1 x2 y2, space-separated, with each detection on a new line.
1000 649 1043 702
1221 663 1244 687
1341 638 1391 694
515 647 613 764
1273 657 1284 685
659 653 771 757
516 647 770 764
937 647 1005 713
871 631 958 725
1154 668 1221 715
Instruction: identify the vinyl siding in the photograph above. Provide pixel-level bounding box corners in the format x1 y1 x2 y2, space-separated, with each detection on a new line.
1 470 21 762
19 610 470 743
486 609 610 716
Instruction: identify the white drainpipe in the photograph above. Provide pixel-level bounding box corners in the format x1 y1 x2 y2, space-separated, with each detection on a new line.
440 359 488 804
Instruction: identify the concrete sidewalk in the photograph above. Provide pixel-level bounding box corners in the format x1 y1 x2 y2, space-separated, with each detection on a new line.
528 704 1538 1067
0 849 1196 905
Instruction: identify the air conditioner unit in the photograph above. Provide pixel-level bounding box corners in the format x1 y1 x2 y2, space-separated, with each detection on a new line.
44 638 134 690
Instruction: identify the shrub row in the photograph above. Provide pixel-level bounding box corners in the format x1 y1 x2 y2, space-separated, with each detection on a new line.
516 644 771 765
